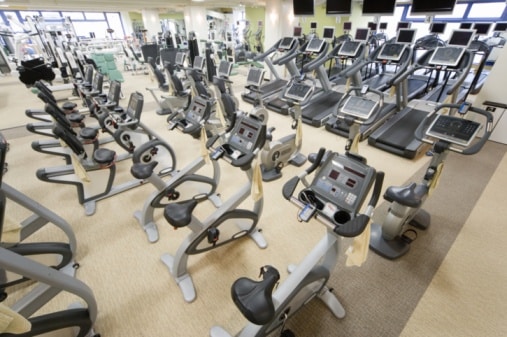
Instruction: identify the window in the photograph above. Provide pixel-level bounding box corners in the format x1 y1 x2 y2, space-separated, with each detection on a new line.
62 12 84 20
85 12 105 20
468 2 506 19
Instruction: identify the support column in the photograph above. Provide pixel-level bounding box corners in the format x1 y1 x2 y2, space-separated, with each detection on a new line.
183 6 208 42
141 9 161 43
264 0 294 77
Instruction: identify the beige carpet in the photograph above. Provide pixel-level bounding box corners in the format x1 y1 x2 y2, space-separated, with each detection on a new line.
1 65 506 337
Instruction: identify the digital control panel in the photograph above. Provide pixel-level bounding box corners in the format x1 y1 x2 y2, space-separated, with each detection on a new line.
285 82 313 102
229 118 263 153
341 95 378 120
306 153 376 217
426 114 481 146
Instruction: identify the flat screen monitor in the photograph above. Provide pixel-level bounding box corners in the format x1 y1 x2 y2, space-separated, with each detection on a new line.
323 27 335 39
246 67 265 87
396 29 417 44
411 0 456 15
448 29 475 47
279 37 295 50
355 28 370 42
397 22 411 30
459 23 472 29
306 38 325 52
326 0 352 15
310 22 317 29
362 0 396 15
368 22 378 32
430 23 447 34
473 23 491 36
379 22 388 30
493 22 507 32
294 0 314 16
218 61 232 77
294 26 303 37
343 22 352 31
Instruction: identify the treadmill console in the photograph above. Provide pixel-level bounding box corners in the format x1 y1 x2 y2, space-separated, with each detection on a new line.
306 38 325 53
284 82 313 102
301 152 376 221
279 37 296 50
338 41 361 57
246 67 265 87
378 43 406 62
340 95 378 120
425 114 481 147
175 52 186 66
428 47 466 67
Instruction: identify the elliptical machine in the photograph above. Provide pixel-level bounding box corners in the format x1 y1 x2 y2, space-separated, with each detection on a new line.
159 112 269 303
369 102 493 259
245 67 308 181
211 148 384 337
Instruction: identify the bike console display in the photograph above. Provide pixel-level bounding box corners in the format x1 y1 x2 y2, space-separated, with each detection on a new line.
302 153 376 221
426 115 481 147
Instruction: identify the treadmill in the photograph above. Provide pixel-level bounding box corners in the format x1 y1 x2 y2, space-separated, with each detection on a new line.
241 37 300 104
325 29 418 140
300 28 371 127
368 29 476 159
265 37 329 115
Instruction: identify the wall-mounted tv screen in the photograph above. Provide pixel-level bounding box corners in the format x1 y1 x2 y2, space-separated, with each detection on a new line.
343 22 352 31
326 0 352 15
293 0 314 16
368 22 378 32
362 0 396 15
411 0 456 15
379 22 388 30
397 22 411 30
294 26 303 37
494 22 507 32
459 23 472 29
473 23 491 36
310 22 317 29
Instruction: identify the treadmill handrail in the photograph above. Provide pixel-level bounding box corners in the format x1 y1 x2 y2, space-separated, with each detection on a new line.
444 50 474 96
252 39 281 62
388 49 435 87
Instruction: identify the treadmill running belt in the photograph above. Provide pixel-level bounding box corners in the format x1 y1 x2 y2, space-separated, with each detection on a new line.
378 110 427 148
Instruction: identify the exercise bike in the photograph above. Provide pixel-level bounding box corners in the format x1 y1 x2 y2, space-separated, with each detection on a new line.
245 68 308 181
160 112 269 303
211 148 384 337
132 96 227 243
369 102 493 259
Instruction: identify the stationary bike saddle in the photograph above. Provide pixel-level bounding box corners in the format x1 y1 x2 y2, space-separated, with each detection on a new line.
384 182 428 208
231 265 280 325
130 161 158 179
163 199 198 228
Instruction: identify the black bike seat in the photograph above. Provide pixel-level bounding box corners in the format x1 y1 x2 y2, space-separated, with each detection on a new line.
231 266 280 325
384 182 428 208
130 161 158 180
93 148 116 166
79 127 98 140
164 199 198 228
62 101 78 111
